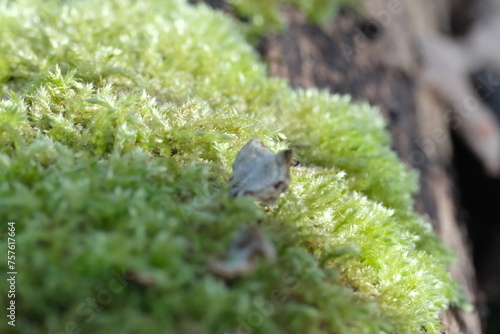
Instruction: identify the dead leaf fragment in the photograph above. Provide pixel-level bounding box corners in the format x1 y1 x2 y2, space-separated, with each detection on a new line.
207 225 276 279
229 139 293 205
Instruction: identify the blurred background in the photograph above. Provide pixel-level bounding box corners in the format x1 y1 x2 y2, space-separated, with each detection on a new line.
195 0 500 333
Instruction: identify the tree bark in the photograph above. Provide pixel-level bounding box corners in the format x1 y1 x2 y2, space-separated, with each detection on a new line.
261 2 483 333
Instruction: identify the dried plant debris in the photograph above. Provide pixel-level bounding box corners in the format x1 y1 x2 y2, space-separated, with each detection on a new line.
207 225 276 279
229 139 293 205
125 270 156 289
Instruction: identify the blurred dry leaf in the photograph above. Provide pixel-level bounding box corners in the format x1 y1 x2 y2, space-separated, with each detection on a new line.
207 225 276 279
229 139 293 205
124 270 156 288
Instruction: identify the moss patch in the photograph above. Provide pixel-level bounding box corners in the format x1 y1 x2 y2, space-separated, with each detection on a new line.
0 0 460 333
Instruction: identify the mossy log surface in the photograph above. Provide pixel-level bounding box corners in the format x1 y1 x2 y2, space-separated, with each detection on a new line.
0 0 473 333
261 2 482 333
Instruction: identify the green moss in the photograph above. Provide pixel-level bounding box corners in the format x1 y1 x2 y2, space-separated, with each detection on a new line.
0 0 461 333
229 0 357 40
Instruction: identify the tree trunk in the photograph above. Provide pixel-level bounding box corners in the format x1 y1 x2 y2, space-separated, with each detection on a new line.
260 2 483 333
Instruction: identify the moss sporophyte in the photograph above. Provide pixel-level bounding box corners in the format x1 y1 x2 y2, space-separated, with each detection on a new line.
0 0 463 333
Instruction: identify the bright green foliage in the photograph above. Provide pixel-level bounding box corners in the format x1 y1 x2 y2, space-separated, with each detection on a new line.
229 0 357 39
0 0 461 333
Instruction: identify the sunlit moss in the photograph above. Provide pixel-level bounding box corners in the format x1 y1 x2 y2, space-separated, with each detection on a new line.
0 0 461 333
